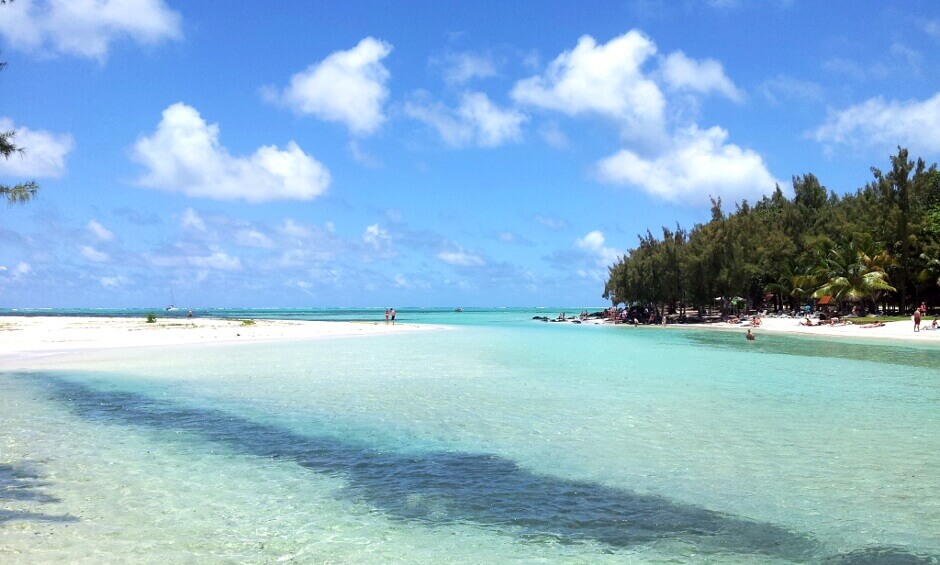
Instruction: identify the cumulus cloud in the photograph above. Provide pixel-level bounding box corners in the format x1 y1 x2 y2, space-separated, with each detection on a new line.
151 246 242 271
443 52 497 85
660 51 743 102
812 93 940 155
100 275 129 287
2 261 32 279
180 208 207 231
234 228 273 248
80 245 110 262
437 249 485 267
570 230 623 280
576 230 622 267
133 103 331 203
270 37 392 136
596 125 780 205
0 118 73 178
87 219 115 242
188 249 242 271
511 31 665 129
0 0 182 60
405 92 526 147
363 223 391 250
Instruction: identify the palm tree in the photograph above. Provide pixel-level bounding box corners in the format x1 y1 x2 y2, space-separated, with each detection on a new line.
765 259 814 312
812 238 896 312
918 253 940 287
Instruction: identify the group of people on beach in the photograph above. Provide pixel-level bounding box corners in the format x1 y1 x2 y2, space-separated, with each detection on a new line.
384 308 396 325
913 302 938 332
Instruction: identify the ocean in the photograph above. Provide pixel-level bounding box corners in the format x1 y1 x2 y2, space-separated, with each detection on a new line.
1 308 938 563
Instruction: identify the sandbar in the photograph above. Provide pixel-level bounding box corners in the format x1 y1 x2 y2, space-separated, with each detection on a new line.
0 316 440 366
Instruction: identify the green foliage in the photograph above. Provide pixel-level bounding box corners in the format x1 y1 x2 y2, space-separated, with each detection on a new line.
240 319 256 326
146 312 157 323
604 148 940 314
1 11 40 206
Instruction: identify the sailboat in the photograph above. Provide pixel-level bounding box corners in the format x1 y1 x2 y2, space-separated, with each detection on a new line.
166 290 179 312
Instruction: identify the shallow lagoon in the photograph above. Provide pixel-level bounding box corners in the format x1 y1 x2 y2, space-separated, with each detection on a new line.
2 315 938 563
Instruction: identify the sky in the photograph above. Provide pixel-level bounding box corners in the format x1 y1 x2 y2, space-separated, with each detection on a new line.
2 0 940 308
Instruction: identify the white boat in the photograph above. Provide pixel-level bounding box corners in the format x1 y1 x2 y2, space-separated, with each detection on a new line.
166 290 179 311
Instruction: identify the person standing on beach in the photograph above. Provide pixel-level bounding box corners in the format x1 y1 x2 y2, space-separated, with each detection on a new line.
391 308 396 325
385 308 390 325
914 307 921 332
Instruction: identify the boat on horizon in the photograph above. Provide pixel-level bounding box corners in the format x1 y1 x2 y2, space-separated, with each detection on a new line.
166 290 179 312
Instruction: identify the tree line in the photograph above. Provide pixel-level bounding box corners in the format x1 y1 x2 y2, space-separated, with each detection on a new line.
604 148 940 317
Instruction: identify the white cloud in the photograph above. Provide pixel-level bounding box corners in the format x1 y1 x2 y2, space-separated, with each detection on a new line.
180 208 206 231
280 218 311 239
759 75 823 105
925 19 940 38
660 51 743 102
576 230 621 267
393 274 410 288
271 37 392 136
511 31 664 129
535 215 568 230
0 118 73 178
149 246 241 272
10 261 32 278
538 121 569 149
405 92 526 147
234 229 273 248
363 223 391 250
133 103 331 203
100 275 128 287
87 219 115 242
596 125 780 205
347 140 381 167
444 52 497 85
812 93 940 155
189 250 241 271
0 0 182 60
80 245 110 262
437 249 485 267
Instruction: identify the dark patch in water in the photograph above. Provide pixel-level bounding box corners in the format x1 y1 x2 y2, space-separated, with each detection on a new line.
0 462 78 525
9 372 938 563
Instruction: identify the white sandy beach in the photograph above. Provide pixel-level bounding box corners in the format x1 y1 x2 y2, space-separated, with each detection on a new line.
1 314 936 369
0 316 440 363
680 316 940 343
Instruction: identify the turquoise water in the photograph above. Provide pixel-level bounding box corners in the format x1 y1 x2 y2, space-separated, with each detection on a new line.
1 311 938 563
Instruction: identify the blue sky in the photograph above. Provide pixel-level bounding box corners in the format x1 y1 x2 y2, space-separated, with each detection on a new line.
2 0 939 308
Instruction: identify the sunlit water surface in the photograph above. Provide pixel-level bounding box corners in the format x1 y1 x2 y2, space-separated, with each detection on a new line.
2 312 938 563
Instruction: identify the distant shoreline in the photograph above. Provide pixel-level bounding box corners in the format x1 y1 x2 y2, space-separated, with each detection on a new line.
670 317 940 345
